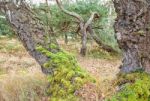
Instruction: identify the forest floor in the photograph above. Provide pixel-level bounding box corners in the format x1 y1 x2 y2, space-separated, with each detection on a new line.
0 36 121 100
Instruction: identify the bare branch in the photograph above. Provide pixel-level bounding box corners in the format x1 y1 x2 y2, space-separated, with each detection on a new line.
55 0 84 22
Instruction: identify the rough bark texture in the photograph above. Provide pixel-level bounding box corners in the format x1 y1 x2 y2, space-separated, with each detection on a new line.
0 1 59 74
113 0 150 73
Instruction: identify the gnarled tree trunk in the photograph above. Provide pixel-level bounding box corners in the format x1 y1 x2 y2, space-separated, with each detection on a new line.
0 1 59 74
113 0 150 73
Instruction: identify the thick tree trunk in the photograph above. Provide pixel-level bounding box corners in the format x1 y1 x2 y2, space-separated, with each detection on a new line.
0 1 59 74
113 0 150 73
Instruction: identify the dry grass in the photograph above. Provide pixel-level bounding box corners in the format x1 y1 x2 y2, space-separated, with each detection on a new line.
58 39 121 98
75 82 103 101
0 71 48 101
0 36 25 54
77 55 121 98
0 36 48 101
0 36 121 100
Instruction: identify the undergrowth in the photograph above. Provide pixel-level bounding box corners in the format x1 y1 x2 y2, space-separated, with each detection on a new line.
88 47 120 60
107 71 150 101
0 71 47 101
0 36 23 53
36 45 95 101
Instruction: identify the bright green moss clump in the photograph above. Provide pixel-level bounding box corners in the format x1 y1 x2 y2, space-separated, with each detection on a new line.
36 45 94 101
107 71 150 101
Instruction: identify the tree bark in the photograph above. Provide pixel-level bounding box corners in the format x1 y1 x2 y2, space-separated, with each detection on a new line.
80 22 87 56
113 0 150 73
0 1 59 74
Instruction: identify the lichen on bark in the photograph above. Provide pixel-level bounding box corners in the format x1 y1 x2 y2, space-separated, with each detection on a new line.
113 0 150 73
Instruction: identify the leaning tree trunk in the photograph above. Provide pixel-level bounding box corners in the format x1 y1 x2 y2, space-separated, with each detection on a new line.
0 1 59 74
113 0 150 73
0 1 98 99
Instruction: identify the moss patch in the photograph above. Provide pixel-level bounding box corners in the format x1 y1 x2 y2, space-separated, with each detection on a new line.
107 71 150 101
36 46 94 101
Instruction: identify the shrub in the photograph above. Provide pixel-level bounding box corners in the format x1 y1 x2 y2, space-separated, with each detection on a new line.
0 16 14 36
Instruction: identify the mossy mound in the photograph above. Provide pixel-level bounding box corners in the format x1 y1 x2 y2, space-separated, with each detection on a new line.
36 45 94 101
107 71 150 101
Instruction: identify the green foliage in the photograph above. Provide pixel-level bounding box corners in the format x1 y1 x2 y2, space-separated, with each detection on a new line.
107 72 150 101
64 0 108 19
36 46 94 101
0 16 14 36
33 1 119 52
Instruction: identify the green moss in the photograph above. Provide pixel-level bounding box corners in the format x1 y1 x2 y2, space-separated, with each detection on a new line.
49 43 58 49
107 71 150 101
36 46 94 101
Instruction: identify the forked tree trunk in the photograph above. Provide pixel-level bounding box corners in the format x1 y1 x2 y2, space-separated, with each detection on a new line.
113 0 150 73
56 0 117 56
0 1 59 74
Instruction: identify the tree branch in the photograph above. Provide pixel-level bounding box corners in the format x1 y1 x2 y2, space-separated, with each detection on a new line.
87 25 117 53
55 0 84 22
84 12 99 29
